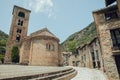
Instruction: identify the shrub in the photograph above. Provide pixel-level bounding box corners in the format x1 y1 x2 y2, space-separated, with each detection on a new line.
11 46 19 63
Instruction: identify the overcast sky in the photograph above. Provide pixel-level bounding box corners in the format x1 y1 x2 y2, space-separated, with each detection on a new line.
0 0 105 43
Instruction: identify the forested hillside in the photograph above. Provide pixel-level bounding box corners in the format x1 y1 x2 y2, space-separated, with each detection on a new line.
0 30 8 61
61 22 97 54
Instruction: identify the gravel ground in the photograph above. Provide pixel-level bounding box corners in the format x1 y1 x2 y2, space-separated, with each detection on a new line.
72 67 108 80
0 65 71 79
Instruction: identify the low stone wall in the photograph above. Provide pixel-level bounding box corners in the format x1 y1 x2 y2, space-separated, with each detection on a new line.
53 70 77 80
0 65 76 80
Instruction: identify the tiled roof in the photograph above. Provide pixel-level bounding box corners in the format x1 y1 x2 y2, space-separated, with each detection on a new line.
30 28 59 41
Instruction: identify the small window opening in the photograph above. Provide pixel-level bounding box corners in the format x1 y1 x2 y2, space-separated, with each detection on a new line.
91 52 96 68
91 52 95 61
46 43 55 51
105 11 118 21
17 29 22 33
18 19 23 26
16 35 21 42
93 62 96 68
18 12 25 18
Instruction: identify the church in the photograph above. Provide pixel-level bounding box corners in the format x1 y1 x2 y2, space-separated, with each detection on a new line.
5 5 62 66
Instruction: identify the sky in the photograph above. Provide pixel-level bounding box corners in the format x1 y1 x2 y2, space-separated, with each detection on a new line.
0 0 105 43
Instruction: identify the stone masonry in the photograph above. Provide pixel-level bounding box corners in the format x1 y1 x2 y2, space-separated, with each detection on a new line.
93 0 120 80
5 5 62 66
5 5 31 63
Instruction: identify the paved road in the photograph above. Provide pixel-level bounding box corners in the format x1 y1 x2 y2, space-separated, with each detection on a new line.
72 67 107 80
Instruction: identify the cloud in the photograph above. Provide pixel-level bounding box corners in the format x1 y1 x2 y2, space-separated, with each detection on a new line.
24 0 55 18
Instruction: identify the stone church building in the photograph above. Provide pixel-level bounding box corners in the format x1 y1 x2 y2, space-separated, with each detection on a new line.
5 5 62 66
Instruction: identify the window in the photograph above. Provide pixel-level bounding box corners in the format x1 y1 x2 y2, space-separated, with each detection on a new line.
72 61 75 66
84 55 86 61
18 12 25 18
97 61 101 68
17 29 22 33
91 52 96 68
110 29 120 50
93 62 96 68
105 11 118 21
46 43 55 51
18 19 23 26
16 34 21 42
91 52 95 61
96 50 99 61
95 50 101 68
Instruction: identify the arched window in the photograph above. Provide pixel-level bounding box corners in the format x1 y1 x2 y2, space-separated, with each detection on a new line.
18 12 25 18
46 43 55 51
16 34 21 42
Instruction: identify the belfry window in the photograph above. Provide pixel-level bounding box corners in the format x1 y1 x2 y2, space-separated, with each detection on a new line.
18 12 25 18
16 34 21 42
17 29 22 33
18 19 23 26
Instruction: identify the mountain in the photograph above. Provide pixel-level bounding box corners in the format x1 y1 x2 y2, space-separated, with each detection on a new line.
0 30 8 55
0 30 8 40
61 22 97 54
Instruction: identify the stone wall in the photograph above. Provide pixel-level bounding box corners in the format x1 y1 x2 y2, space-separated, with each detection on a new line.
69 54 80 66
93 4 120 80
77 38 103 69
88 38 103 69
19 39 31 65
29 37 60 66
5 5 31 63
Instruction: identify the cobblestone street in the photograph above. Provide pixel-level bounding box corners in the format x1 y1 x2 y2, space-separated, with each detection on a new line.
72 67 108 80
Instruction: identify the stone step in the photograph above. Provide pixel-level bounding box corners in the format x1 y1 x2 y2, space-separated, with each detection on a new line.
29 68 76 80
0 65 76 80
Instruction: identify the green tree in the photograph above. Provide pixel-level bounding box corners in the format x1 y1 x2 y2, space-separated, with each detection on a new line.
0 54 4 63
66 41 77 53
11 46 19 63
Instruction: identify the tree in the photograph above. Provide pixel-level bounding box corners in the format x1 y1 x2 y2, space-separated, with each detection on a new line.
0 54 4 63
11 46 19 63
66 41 77 54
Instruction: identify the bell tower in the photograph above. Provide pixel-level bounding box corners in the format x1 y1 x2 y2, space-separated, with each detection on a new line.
5 5 31 63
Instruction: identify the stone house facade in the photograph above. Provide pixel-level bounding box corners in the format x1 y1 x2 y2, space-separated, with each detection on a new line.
92 0 120 80
5 5 62 66
87 38 103 69
62 52 72 66
77 38 103 69
69 54 80 66
77 0 120 80
77 44 88 67
62 52 80 66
